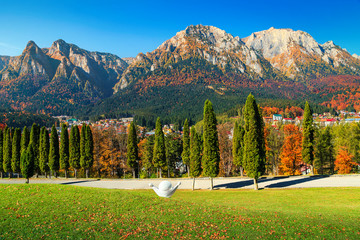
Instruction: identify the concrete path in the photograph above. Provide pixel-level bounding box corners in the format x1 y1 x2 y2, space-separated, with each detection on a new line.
1 175 360 189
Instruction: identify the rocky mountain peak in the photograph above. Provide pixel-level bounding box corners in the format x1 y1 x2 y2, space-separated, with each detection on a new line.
243 27 322 59
321 40 336 49
23 40 43 56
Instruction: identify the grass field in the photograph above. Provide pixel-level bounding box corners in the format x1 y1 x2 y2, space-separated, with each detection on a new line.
0 185 359 239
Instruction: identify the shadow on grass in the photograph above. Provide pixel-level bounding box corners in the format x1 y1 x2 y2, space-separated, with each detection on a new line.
265 175 330 188
214 175 330 189
60 179 101 185
214 176 289 189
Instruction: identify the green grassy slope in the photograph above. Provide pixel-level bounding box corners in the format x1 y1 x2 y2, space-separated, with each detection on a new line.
0 185 359 239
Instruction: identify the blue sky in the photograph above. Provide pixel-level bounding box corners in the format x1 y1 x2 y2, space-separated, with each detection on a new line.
1 0 359 57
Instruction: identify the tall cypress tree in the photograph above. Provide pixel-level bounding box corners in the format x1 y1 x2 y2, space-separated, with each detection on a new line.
0 129 3 178
81 125 94 178
142 135 154 177
86 125 94 178
29 123 40 177
69 125 81 178
181 119 190 177
80 124 86 177
21 143 35 183
21 126 30 154
49 125 59 178
190 126 202 190
152 117 166 178
39 127 50 177
127 121 139 178
202 100 220 190
11 128 21 177
243 94 266 190
232 121 245 176
302 101 315 174
60 123 70 178
3 127 12 177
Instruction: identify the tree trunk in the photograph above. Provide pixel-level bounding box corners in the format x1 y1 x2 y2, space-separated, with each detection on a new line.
192 177 195 191
187 165 190 178
167 167 170 178
156 168 159 178
0 171 2 179
133 169 135 178
240 166 244 177
210 177 213 190
86 169 89 178
310 165 314 175
253 178 259 190
49 170 52 179
25 178 29 184
75 169 77 179
159 168 162 178
45 172 47 178
18 173 20 178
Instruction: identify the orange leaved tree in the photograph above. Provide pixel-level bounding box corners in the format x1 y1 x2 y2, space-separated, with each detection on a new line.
279 124 303 175
334 147 356 174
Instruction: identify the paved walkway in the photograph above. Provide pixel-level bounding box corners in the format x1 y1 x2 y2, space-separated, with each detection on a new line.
1 175 360 189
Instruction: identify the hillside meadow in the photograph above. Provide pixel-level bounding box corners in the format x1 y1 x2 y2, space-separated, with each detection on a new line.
0 184 359 239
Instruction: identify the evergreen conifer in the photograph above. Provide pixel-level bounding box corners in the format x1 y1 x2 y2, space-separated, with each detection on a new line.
190 126 202 190
232 121 245 176
21 143 35 183
202 100 220 190
243 94 266 190
302 101 315 174
39 127 50 177
181 119 190 177
127 121 139 178
60 124 70 178
69 125 81 178
49 125 59 178
21 126 30 154
152 117 166 178
0 129 3 178
11 128 21 177
29 123 40 177
3 127 12 177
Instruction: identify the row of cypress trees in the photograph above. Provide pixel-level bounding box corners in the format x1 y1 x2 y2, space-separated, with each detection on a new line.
0 123 94 183
181 95 268 190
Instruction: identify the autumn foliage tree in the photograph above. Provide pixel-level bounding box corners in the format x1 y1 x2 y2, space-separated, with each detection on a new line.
279 124 303 175
334 147 356 174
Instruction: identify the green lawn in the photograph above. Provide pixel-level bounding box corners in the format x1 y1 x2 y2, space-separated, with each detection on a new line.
0 185 359 239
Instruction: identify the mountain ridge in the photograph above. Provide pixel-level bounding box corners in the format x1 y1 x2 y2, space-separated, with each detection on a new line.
0 25 360 118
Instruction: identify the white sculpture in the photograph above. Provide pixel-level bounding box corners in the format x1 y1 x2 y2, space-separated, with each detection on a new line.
149 181 181 198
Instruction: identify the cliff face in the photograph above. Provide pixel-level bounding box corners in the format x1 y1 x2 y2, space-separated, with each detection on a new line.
243 27 360 79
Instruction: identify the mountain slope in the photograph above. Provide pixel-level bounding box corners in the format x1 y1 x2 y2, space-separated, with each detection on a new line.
88 25 360 122
113 24 285 93
0 40 128 114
